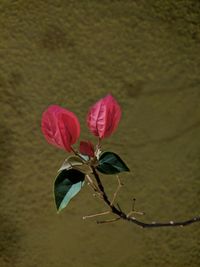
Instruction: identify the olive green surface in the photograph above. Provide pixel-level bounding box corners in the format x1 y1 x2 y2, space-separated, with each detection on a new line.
0 1 200 266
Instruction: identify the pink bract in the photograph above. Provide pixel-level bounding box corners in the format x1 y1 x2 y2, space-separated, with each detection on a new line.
87 94 121 139
79 141 94 157
41 105 80 152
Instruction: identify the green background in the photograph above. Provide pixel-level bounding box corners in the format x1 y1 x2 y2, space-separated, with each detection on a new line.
0 0 200 266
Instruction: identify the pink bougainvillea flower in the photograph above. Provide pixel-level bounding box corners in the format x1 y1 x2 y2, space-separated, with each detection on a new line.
79 140 95 157
41 105 80 152
87 94 121 139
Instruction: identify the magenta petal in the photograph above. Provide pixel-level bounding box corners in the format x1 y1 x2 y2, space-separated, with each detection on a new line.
79 141 94 157
87 94 121 139
41 105 80 152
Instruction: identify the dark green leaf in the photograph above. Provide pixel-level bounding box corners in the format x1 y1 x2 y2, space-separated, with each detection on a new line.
96 151 130 174
54 169 85 213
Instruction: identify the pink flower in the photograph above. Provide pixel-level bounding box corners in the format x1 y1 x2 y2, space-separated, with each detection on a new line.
87 94 121 139
41 105 80 152
79 141 94 157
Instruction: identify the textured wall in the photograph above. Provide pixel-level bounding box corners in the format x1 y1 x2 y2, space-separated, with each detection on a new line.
0 0 200 266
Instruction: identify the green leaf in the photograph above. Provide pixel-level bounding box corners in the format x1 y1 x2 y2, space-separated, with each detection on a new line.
96 151 130 174
54 169 85 213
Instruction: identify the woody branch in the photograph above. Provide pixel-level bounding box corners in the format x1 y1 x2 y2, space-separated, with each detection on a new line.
91 167 200 228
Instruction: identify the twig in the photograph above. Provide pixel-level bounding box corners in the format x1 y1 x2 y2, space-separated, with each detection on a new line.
83 211 110 220
127 198 145 217
91 167 200 228
85 174 100 193
111 175 123 206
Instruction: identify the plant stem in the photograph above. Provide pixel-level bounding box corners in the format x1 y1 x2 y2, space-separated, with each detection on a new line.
70 146 87 163
91 167 200 228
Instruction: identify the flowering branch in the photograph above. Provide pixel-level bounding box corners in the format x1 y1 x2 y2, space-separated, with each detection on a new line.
41 94 200 229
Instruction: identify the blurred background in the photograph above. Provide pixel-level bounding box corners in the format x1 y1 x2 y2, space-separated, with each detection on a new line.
0 0 200 266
